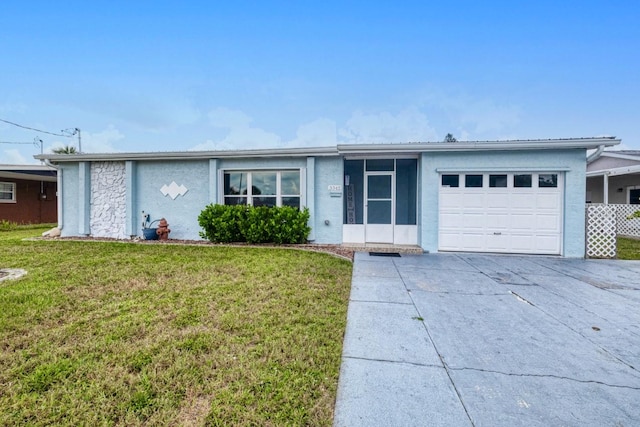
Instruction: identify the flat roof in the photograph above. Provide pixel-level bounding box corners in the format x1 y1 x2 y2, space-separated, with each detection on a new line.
34 137 620 163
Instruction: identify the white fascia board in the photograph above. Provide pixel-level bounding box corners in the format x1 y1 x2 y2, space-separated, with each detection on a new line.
35 146 340 163
0 164 56 172
337 137 620 154
586 164 640 177
599 152 640 162
0 171 57 182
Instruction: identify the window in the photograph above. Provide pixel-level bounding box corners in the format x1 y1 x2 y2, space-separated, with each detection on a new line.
465 174 483 188
489 174 507 188
0 182 16 202
441 174 459 187
539 174 558 188
223 171 301 208
514 174 532 188
365 159 394 171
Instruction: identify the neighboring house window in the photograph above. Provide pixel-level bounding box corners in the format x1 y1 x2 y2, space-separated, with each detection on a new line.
223 170 301 208
0 182 16 203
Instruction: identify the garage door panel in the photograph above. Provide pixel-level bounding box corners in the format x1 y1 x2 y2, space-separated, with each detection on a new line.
536 214 561 232
486 233 509 251
485 214 510 229
440 192 463 208
487 193 510 208
463 213 488 228
534 235 561 253
536 193 561 209
439 212 463 227
458 233 485 250
438 172 562 255
512 193 536 209
510 213 536 230
463 193 485 208
510 234 536 252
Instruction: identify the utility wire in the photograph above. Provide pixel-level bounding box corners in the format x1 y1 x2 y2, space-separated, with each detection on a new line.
0 118 71 138
0 141 37 144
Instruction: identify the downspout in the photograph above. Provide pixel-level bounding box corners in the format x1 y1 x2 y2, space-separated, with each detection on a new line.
586 145 605 164
586 145 607 204
43 159 63 230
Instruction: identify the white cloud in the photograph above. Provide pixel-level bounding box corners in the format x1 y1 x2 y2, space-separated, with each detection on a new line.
457 99 521 134
339 107 438 143
207 107 253 129
82 126 124 152
416 88 521 138
3 149 32 164
190 108 282 151
191 106 444 152
287 118 337 147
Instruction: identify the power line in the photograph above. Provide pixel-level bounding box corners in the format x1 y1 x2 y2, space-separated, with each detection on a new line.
0 118 71 138
0 141 36 144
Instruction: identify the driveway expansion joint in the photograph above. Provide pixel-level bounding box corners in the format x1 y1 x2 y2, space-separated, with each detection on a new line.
448 367 640 390
349 298 413 305
342 355 444 369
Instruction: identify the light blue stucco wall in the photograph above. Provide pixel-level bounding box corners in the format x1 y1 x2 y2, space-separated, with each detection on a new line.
131 156 342 243
59 163 79 237
312 157 343 244
420 149 587 257
134 160 210 240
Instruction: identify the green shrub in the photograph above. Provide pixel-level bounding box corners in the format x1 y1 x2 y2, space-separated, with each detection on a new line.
198 204 247 243
244 206 274 243
198 204 311 244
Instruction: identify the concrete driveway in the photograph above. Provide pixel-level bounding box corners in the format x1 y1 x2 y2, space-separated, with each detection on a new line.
333 252 640 426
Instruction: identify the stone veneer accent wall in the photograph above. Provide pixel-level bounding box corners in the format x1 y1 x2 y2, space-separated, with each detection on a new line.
90 162 127 238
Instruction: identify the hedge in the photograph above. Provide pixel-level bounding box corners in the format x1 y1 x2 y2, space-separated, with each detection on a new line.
198 204 311 244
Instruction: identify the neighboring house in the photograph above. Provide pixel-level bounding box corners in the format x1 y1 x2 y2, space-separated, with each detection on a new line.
0 164 58 224
586 150 640 204
36 137 619 258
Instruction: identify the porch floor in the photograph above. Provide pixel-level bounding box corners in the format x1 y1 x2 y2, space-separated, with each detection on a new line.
340 243 424 254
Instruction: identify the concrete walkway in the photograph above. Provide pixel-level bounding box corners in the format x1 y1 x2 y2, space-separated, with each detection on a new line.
333 252 640 426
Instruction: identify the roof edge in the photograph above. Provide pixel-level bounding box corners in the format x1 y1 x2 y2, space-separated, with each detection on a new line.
338 137 620 154
35 146 339 163
34 137 621 163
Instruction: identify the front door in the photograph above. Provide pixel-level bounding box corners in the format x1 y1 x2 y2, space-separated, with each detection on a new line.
365 173 394 243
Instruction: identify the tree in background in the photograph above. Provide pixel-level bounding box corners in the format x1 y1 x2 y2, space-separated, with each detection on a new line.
52 145 77 154
444 133 458 142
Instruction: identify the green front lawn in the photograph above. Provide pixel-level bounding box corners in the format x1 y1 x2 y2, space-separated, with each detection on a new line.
0 228 352 426
616 237 640 260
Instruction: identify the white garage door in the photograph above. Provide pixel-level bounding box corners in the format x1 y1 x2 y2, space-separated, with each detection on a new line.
439 172 563 255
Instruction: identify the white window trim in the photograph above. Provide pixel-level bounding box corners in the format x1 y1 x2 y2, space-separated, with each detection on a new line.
0 181 16 203
220 169 304 208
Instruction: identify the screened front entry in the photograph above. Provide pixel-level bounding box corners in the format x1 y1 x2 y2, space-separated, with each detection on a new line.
343 158 418 245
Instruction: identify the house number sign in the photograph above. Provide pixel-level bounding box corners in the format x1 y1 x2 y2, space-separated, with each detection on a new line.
328 184 342 197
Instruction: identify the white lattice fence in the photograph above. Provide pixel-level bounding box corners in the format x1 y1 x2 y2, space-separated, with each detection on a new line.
585 205 617 258
611 204 640 237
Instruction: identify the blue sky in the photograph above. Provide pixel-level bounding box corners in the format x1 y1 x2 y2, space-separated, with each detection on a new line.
1 1 638 163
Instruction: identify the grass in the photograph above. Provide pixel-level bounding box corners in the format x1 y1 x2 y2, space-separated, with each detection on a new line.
616 237 640 260
0 227 353 426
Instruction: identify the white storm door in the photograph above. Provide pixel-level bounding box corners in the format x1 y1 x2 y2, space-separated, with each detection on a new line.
365 173 394 243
